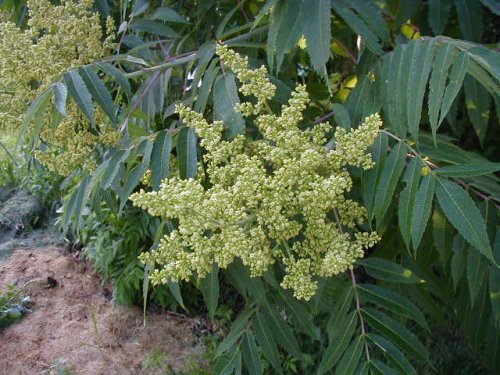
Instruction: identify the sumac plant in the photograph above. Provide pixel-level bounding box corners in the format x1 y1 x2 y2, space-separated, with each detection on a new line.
2 0 499 373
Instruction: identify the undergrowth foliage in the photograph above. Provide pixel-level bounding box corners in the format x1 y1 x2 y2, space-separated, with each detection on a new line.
1 0 499 374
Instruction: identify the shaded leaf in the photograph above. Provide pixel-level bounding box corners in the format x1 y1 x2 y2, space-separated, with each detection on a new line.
79 66 116 124
357 258 423 283
214 73 245 139
335 335 364 375
435 177 493 261
464 75 491 146
368 334 417 375
428 43 455 141
455 0 484 42
398 157 421 248
214 349 242 375
151 7 189 24
358 284 428 330
411 174 436 252
97 62 132 97
438 52 469 126
332 0 383 55
370 360 399 375
215 308 254 357
302 0 331 76
361 308 428 361
53 82 68 117
200 265 219 322
406 39 435 139
177 127 197 179
242 331 263 375
128 19 179 37
434 162 500 177
428 0 453 34
374 142 406 224
64 70 94 124
318 311 357 375
253 312 282 373
263 305 302 358
467 246 488 306
150 131 172 190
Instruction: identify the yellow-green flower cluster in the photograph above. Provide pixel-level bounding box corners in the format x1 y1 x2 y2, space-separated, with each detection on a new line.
130 46 381 300
0 0 117 175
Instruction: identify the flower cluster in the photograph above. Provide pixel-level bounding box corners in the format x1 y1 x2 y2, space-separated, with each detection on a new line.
130 45 381 300
0 0 117 175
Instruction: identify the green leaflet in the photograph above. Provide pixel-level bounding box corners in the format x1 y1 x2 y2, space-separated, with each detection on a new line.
151 6 190 24
358 284 429 330
326 286 354 338
167 280 186 311
64 70 94 125
213 73 245 139
200 265 220 322
451 234 467 289
370 360 400 375
332 0 383 55
53 82 68 117
435 177 493 261
345 73 381 126
428 43 455 142
214 349 242 375
194 60 220 114
318 311 358 374
267 0 302 73
334 335 364 375
368 334 417 375
385 46 406 136
455 0 484 42
79 66 116 125
150 130 172 190
374 142 406 225
128 19 179 38
253 312 282 373
363 133 388 221
411 174 436 253
464 75 491 146
119 139 153 208
406 39 435 139
96 62 132 97
490 263 500 325
100 149 132 190
428 0 453 34
177 127 197 179
467 246 488 306
278 289 320 340
357 258 423 283
361 308 429 361
332 103 351 130
398 157 422 248
215 307 254 357
262 304 302 358
242 331 263 375
434 162 500 177
347 0 390 42
302 0 331 77
438 52 469 126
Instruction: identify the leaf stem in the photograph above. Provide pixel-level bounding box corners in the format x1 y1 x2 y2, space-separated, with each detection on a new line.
333 208 371 363
381 129 500 209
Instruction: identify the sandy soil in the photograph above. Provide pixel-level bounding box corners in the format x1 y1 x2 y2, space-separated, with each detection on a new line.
0 246 205 375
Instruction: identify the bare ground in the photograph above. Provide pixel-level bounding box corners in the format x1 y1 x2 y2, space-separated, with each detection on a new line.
0 246 205 375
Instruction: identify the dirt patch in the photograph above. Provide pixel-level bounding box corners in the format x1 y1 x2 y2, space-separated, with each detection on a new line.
0 246 205 375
